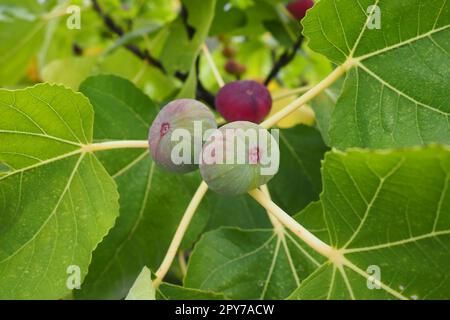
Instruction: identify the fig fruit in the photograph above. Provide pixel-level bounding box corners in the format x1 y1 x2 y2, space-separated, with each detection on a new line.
222 46 237 58
225 60 246 76
148 99 217 173
200 121 280 195
215 80 272 124
286 0 314 21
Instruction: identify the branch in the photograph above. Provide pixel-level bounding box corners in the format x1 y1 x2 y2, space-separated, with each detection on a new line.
264 36 304 86
91 0 166 74
195 57 216 107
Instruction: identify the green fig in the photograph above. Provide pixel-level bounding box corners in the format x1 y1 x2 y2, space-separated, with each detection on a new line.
148 99 217 173
200 121 280 195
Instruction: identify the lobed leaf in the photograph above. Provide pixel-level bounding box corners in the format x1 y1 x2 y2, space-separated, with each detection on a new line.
303 0 450 148
0 84 119 299
291 146 450 299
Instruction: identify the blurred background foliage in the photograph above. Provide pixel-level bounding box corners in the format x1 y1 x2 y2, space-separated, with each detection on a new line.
0 0 331 105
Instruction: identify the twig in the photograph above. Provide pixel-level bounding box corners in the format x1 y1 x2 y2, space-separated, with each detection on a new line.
91 0 166 73
195 57 216 106
264 36 304 86
180 5 195 39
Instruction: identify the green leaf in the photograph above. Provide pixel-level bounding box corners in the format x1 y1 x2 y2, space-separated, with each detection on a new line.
42 57 98 90
291 146 450 299
75 75 209 299
185 227 323 299
125 266 155 300
303 0 450 148
157 282 226 300
0 2 46 86
205 193 271 230
269 125 329 213
160 0 217 74
209 0 247 35
0 83 119 299
310 79 343 146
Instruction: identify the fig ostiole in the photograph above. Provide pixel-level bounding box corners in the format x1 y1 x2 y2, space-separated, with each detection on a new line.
215 80 272 124
148 99 217 173
199 121 280 196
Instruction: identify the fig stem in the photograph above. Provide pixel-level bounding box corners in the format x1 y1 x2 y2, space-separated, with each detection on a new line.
248 188 335 259
82 140 149 153
202 44 225 88
153 181 209 288
272 85 313 101
261 61 352 129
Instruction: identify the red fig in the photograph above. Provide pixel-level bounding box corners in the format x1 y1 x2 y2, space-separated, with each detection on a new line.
215 80 272 124
286 0 314 21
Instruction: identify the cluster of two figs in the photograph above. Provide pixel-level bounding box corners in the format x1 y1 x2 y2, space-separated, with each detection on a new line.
149 99 280 196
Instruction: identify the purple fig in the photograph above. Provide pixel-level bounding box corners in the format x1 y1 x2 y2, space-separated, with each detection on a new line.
200 121 280 195
215 80 272 124
286 0 314 21
148 99 217 173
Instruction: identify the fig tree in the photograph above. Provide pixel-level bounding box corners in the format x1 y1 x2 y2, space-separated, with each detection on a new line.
215 80 272 124
200 121 280 195
148 99 217 173
286 0 314 21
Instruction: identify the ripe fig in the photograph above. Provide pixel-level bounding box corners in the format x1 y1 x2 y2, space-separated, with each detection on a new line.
215 80 272 124
200 121 280 196
148 99 217 173
286 0 314 21
225 60 246 76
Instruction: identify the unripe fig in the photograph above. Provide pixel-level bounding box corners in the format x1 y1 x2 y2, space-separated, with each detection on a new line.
200 121 280 196
286 0 314 21
148 99 217 173
225 60 246 76
222 46 237 58
215 80 272 124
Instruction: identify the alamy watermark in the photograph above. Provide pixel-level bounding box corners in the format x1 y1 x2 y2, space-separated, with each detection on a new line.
66 5 81 30
367 5 381 30
66 265 81 290
366 265 381 289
